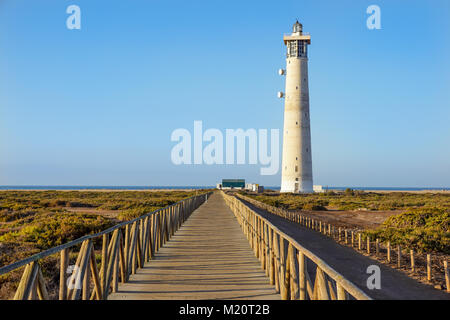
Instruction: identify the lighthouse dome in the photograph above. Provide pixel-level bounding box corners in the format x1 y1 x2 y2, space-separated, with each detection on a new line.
293 20 303 34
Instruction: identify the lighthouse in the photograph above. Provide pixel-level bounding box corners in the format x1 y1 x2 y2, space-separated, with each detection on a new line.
279 21 313 193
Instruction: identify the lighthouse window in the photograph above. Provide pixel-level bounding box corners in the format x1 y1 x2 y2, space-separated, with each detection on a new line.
296 178 298 181
306 148 309 153
296 122 298 125
288 41 298 57
295 166 298 172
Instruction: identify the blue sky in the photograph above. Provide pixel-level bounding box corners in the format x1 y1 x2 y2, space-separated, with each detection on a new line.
1 0 449 187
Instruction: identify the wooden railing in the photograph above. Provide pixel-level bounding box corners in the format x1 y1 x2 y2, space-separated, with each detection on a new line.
0 192 212 300
236 193 450 293
222 192 371 300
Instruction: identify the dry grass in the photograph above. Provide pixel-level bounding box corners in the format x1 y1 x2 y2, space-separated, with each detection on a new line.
0 189 211 299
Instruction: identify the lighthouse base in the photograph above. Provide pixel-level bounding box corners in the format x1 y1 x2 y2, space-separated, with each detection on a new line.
280 180 313 193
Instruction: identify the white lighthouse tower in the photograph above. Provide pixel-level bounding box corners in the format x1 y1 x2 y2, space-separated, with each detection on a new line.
279 21 313 193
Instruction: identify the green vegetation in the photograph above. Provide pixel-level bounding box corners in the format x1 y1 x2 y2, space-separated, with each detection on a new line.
0 189 211 299
364 208 450 254
0 190 206 264
241 190 450 254
0 213 112 249
240 190 450 211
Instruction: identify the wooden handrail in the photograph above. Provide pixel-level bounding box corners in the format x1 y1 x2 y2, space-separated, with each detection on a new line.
222 191 371 300
235 193 450 294
1 192 212 300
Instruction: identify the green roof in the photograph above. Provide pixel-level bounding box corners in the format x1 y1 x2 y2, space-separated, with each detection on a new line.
222 179 245 188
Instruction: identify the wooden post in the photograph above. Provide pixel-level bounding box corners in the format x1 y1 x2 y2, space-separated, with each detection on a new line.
36 267 49 300
112 250 119 293
101 234 108 295
59 248 69 300
260 220 264 266
67 241 87 299
358 232 362 250
279 237 289 300
444 261 449 293
269 228 274 285
338 228 341 241
375 239 379 256
89 250 102 300
316 268 329 300
410 249 415 272
427 254 432 282
263 223 268 274
70 240 92 300
344 230 348 244
387 241 391 263
82 255 91 300
336 283 346 300
273 232 280 293
367 237 370 254
351 231 354 247
288 244 299 300
298 252 306 300
124 224 130 272
14 261 39 300
397 245 401 268
103 231 119 298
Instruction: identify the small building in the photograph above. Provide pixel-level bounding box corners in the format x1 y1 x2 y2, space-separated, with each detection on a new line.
245 183 264 193
313 185 325 193
221 179 245 190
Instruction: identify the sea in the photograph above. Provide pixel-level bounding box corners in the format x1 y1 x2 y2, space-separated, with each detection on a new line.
0 186 448 191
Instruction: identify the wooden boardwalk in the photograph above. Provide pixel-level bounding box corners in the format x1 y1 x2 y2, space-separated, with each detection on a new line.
108 193 279 300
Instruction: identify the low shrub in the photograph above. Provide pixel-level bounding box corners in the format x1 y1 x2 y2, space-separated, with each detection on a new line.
364 207 450 253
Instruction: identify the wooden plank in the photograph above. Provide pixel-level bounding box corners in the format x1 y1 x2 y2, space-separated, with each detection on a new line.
108 193 279 300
